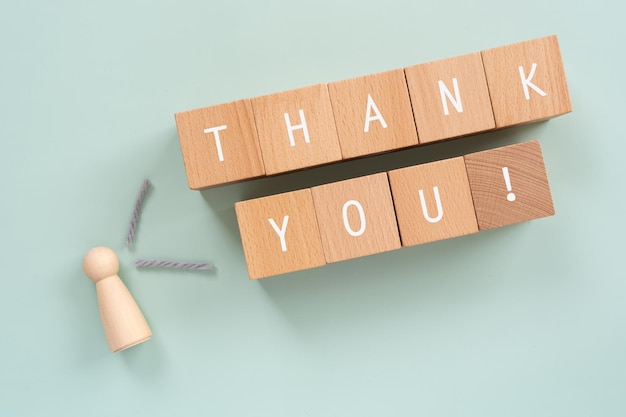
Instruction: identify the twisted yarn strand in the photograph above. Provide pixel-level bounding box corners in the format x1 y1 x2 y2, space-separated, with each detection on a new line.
135 258 215 271
125 179 151 247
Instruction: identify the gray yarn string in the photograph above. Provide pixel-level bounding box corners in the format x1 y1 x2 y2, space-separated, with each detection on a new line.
135 258 215 271
125 179 151 247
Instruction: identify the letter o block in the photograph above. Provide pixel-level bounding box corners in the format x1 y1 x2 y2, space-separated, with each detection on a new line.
235 189 326 279
311 173 401 263
481 35 572 127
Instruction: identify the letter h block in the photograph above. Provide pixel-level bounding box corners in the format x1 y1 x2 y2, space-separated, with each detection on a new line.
235 189 326 279
251 84 343 175
175 99 265 189
481 35 572 127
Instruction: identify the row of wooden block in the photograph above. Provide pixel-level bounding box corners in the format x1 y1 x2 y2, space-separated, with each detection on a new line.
235 140 554 279
175 35 571 189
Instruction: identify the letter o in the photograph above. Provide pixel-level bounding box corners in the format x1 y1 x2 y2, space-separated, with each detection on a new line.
342 200 366 237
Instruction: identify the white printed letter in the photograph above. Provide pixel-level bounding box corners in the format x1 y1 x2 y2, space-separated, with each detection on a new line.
519 63 547 100
268 216 289 252
203 125 228 162
342 200 366 237
284 109 310 147
418 187 444 223
438 78 463 116
363 94 388 133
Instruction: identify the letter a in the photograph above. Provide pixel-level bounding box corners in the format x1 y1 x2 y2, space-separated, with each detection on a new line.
418 187 444 223
363 94 388 133
284 109 310 147
204 125 228 162
268 215 289 252
519 63 547 100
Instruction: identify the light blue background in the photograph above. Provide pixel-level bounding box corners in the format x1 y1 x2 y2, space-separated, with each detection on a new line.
1 0 624 416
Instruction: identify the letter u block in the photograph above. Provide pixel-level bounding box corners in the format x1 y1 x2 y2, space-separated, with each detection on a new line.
404 53 495 144
481 35 572 127
388 157 478 246
235 189 326 279
251 84 343 175
175 99 265 189
311 173 401 263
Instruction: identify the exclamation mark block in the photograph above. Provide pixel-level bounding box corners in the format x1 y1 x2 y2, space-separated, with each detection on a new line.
235 189 326 279
463 140 555 230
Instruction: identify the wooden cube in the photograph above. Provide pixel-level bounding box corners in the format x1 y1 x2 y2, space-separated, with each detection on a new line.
175 99 265 189
250 84 342 175
464 140 554 230
404 52 495 144
481 35 572 127
327 69 419 159
388 157 478 246
311 173 401 263
235 189 326 279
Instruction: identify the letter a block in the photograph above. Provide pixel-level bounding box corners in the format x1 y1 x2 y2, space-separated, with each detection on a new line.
463 140 555 230
404 53 495 144
311 173 401 263
388 157 478 246
481 35 572 128
235 189 326 279
327 69 419 159
175 99 265 189
251 84 342 175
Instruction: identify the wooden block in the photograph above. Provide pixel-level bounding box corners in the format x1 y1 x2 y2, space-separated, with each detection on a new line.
311 173 400 263
174 99 265 189
250 84 342 175
388 157 478 246
464 140 554 230
235 189 326 279
327 69 419 159
481 35 572 128
404 52 495 144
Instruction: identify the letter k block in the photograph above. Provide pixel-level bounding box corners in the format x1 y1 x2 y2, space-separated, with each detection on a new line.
235 189 326 279
481 35 572 128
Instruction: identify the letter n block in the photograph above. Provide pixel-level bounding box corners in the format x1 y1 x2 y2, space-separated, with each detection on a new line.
388 157 478 246
175 99 265 189
404 52 495 144
311 173 401 263
464 140 555 230
235 189 326 279
481 35 572 127
251 84 342 175
327 69 419 159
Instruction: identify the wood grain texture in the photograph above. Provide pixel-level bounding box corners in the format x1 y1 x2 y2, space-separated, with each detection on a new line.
388 157 478 246
251 84 342 175
327 69 419 159
235 189 326 279
464 140 554 230
311 172 401 263
174 99 265 189
481 35 572 128
404 52 495 144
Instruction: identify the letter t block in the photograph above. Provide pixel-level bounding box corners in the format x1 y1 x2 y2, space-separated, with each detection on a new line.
175 99 265 189
235 189 326 279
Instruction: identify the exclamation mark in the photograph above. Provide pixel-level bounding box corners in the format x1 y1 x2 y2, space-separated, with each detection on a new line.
502 167 516 202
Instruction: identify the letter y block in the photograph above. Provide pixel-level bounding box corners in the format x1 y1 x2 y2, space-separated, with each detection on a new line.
235 189 326 279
